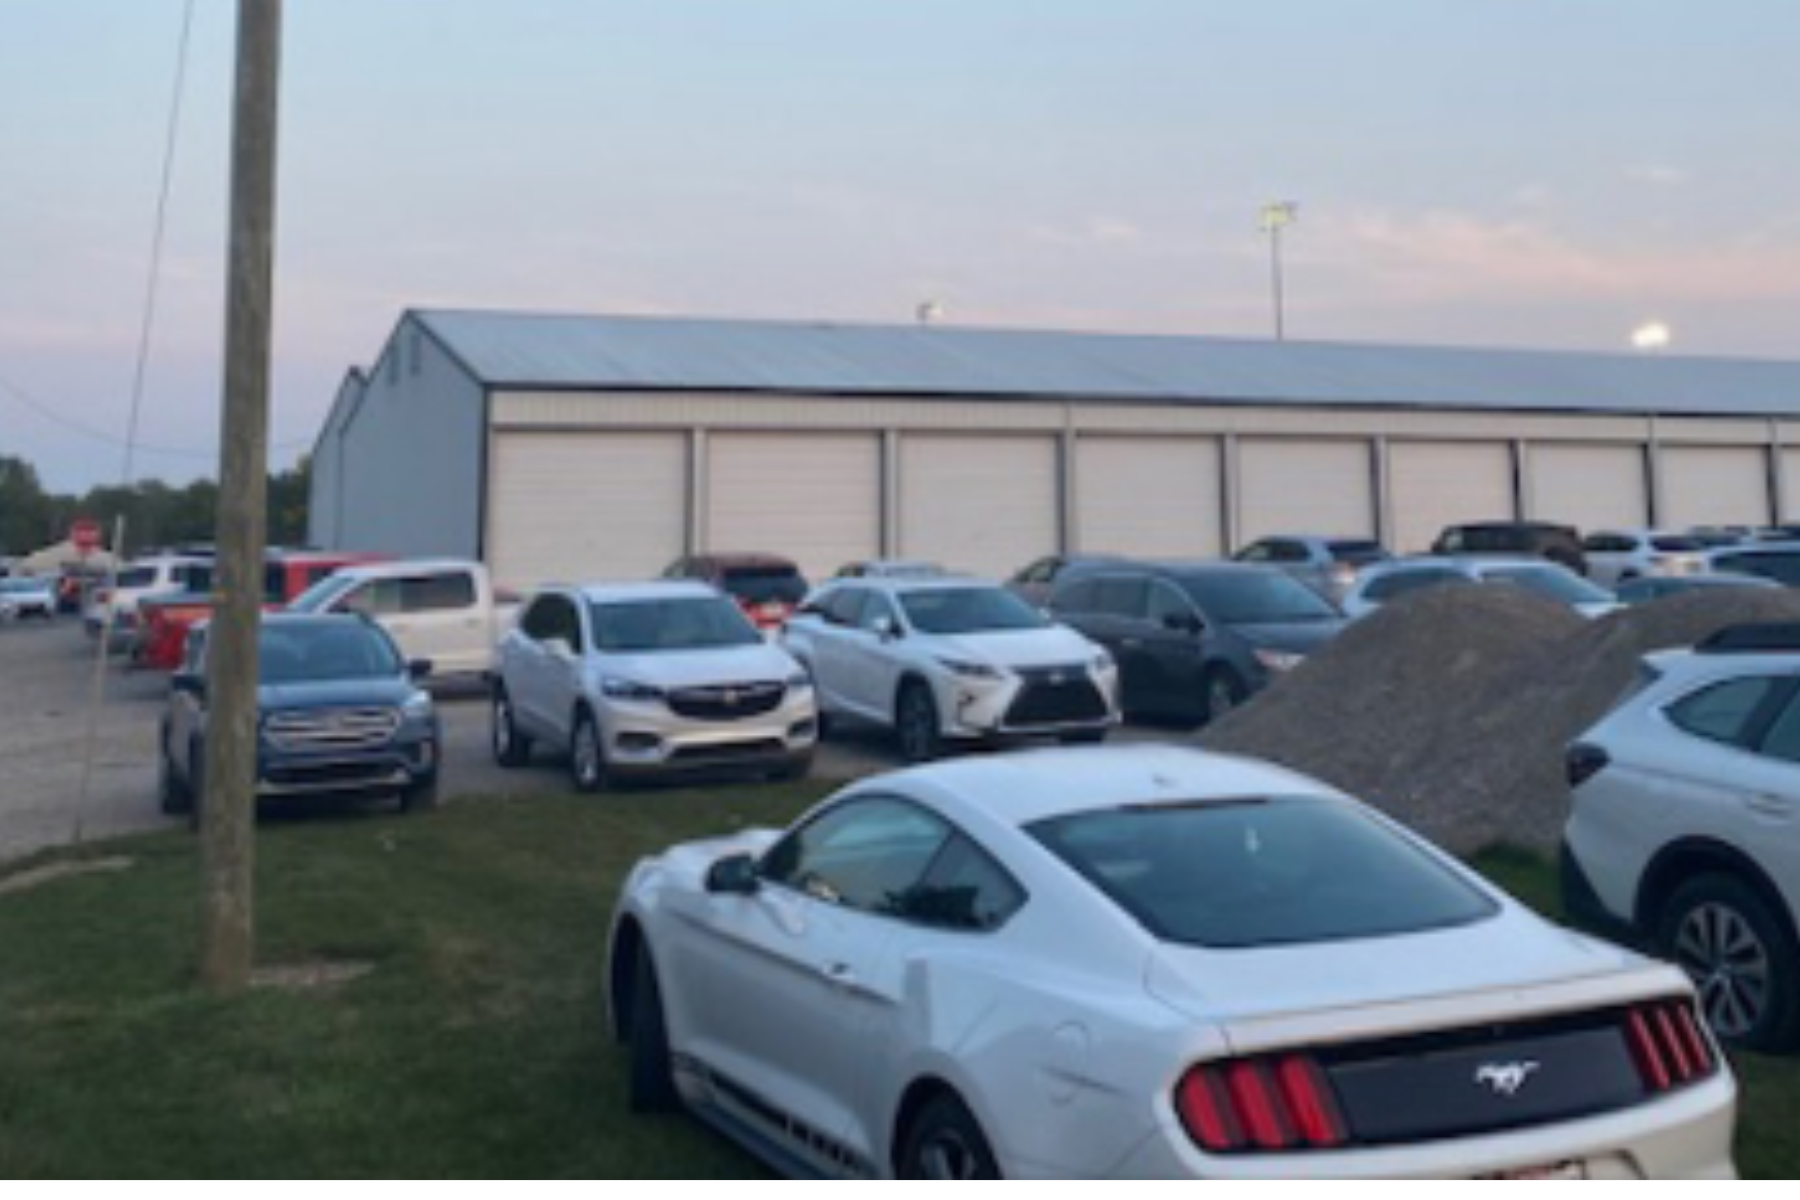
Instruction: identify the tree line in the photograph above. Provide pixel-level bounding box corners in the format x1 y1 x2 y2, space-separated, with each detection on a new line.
0 454 310 559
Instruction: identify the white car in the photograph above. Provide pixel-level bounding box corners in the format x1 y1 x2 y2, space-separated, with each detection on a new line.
490 580 816 790
1564 623 1800 1052
0 576 57 621
84 554 211 644
608 746 1738 1179
781 577 1119 762
1581 530 1708 589
1341 556 1618 620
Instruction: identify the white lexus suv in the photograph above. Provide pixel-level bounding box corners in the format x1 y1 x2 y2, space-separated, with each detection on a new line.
780 576 1119 762
490 581 817 790
1564 622 1800 1053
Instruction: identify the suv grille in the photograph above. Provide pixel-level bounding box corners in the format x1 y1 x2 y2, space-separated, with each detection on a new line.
264 706 401 752
1005 664 1107 728
667 681 786 722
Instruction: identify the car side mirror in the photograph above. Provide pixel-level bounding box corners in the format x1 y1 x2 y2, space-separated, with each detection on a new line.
1164 611 1203 635
705 853 761 896
407 658 434 681
544 636 576 660
172 671 205 697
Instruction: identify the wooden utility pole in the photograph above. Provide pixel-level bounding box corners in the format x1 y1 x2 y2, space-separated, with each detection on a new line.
202 0 282 992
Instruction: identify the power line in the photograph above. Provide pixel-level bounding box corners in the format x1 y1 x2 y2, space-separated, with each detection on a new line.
0 371 313 461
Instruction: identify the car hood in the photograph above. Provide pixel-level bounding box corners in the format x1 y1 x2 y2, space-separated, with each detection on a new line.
258 676 418 710
1143 906 1686 1053
596 642 799 688
1220 619 1345 654
926 626 1100 668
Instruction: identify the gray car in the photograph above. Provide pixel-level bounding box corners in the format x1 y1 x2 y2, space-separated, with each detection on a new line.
1047 561 1345 725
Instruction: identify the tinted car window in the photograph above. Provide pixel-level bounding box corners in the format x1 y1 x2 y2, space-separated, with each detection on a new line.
721 567 807 606
1364 568 1466 602
1031 797 1496 949
1714 551 1800 587
588 596 761 652
1756 692 1800 763
258 622 403 684
115 566 158 589
762 796 953 916
817 587 866 626
1050 576 1099 615
1326 540 1388 564
1480 565 1613 604
1092 576 1148 619
1180 571 1340 623
900 587 1047 634
1666 677 1786 748
1145 580 1194 626
400 572 476 612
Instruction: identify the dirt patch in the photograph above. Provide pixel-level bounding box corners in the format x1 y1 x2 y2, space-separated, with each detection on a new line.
1203 585 1800 855
251 960 377 992
0 855 135 897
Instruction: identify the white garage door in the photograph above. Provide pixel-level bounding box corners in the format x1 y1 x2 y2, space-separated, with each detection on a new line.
1527 444 1648 531
706 433 881 585
1782 450 1800 522
1388 441 1516 554
899 435 1058 576
1238 439 1375 544
1660 446 1770 528
1075 436 1222 557
488 431 688 590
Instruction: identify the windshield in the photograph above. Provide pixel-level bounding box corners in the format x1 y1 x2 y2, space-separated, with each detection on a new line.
1030 797 1497 949
1181 571 1341 624
287 573 358 613
720 567 807 606
899 586 1048 635
1 579 49 594
589 596 762 652
256 622 403 685
1482 565 1612 604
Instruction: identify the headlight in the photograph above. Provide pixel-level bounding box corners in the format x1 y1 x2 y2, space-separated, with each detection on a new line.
601 676 664 702
936 656 1004 680
401 690 435 720
786 669 813 691
1253 648 1304 673
1092 649 1116 673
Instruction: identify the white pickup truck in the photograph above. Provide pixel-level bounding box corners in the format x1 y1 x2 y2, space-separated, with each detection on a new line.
287 558 520 679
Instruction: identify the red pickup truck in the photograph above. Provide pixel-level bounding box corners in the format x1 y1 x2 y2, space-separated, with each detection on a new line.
133 550 386 671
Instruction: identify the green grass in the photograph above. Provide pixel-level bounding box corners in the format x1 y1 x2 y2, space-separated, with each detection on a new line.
0 799 1792 1177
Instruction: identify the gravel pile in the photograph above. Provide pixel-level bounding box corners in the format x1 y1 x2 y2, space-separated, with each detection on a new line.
1202 584 1800 854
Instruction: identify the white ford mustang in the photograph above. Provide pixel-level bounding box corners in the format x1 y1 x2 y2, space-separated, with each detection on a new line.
607 746 1738 1179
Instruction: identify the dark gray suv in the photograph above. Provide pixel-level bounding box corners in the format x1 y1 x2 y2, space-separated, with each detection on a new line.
1047 561 1346 726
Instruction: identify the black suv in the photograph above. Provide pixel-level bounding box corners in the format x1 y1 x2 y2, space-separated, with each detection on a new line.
1047 561 1345 726
1430 520 1587 575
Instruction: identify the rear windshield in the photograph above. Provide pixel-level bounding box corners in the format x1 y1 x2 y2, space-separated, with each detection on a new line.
1180 571 1341 624
720 568 807 606
1326 540 1389 564
1030 797 1497 949
1650 536 1704 553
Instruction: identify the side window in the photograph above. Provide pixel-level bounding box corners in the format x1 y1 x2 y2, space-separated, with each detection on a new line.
1050 576 1097 615
761 796 953 917
1756 688 1800 763
1146 580 1195 627
1365 569 1458 602
1237 541 1273 564
1666 677 1787 749
857 592 897 634
401 572 476 613
901 834 1027 932
521 595 567 642
821 587 865 627
338 578 402 616
1268 540 1308 564
1094 575 1149 620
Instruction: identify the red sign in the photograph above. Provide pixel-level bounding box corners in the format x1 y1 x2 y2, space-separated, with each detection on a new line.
70 518 102 554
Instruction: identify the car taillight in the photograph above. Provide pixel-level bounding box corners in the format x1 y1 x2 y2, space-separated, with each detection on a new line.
1625 1000 1717 1094
1176 1053 1348 1154
1565 741 1611 789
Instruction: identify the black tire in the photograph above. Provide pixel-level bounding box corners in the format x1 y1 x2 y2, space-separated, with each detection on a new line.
569 708 609 794
895 681 942 764
769 750 814 783
627 942 679 1114
184 742 206 831
1198 666 1248 728
491 684 532 768
1658 872 1800 1054
898 1093 1001 1180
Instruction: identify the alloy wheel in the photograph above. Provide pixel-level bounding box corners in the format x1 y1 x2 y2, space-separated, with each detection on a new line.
1673 901 1773 1041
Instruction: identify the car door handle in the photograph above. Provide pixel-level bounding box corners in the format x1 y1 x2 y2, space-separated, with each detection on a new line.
820 962 857 986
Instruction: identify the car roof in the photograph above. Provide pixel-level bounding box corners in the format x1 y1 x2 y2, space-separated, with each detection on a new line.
823 574 991 594
571 579 722 604
878 745 1345 829
330 556 482 579
686 552 800 571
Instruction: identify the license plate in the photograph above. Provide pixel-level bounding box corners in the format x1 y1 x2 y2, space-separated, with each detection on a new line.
1484 1161 1586 1180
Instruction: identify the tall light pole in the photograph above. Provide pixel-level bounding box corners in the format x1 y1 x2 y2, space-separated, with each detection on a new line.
1260 200 1299 341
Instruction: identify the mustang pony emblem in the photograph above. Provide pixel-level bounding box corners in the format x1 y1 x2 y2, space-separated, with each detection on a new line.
1475 1061 1542 1098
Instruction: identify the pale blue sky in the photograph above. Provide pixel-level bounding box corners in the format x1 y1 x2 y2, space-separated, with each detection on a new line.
2 0 1797 491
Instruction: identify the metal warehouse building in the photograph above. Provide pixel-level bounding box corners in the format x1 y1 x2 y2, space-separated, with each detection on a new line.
309 310 1800 591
